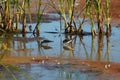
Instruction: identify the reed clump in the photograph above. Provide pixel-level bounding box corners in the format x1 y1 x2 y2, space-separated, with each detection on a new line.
48 0 111 36
0 0 44 37
0 0 111 36
0 0 25 32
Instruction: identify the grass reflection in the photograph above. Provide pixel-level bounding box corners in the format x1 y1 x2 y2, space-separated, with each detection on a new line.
62 34 111 62
0 31 111 62
90 36 96 60
0 27 112 80
97 35 104 61
104 35 110 61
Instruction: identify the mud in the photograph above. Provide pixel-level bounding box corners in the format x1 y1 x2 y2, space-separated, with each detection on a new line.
2 56 120 74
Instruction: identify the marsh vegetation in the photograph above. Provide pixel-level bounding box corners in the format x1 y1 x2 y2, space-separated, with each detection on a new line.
0 0 120 80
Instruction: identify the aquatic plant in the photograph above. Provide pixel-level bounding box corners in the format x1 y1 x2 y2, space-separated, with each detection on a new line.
0 0 44 36
105 0 111 35
0 62 32 80
83 0 111 35
0 0 111 36
81 0 97 36
0 0 20 32
48 0 111 35
0 0 12 31
33 0 42 37
48 0 77 33
0 34 33 80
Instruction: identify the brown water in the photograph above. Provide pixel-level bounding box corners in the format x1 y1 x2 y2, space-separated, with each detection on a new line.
0 18 120 80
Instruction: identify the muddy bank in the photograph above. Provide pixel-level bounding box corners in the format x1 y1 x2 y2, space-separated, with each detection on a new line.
2 56 120 74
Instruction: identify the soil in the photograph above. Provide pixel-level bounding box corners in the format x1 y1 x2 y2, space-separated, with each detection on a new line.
110 0 120 25
2 56 120 74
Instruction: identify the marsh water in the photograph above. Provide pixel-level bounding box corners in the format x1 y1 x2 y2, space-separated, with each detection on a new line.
1 15 120 80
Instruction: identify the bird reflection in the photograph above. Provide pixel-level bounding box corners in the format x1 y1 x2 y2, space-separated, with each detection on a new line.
63 38 73 44
63 45 74 51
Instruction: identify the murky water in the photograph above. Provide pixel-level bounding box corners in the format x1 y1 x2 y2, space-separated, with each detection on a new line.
0 19 120 80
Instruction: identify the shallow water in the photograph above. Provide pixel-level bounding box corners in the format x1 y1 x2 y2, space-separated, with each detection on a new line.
0 19 120 80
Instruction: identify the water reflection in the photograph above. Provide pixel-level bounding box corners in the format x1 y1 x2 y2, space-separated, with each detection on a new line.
0 25 120 80
90 36 96 60
105 35 110 61
62 35 76 57
0 32 111 62
61 34 111 62
97 35 104 61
